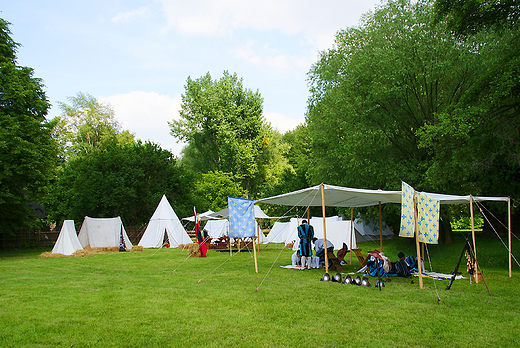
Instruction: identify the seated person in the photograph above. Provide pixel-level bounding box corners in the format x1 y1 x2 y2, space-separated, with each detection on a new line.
291 250 301 267
394 252 411 277
313 237 334 266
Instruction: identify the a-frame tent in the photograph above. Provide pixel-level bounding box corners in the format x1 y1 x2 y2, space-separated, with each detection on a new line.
78 216 133 250
52 220 83 255
139 195 192 248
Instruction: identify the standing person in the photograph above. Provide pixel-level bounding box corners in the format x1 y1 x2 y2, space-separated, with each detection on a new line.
298 220 314 269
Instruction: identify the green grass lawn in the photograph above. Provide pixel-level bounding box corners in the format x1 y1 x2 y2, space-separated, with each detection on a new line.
1 233 519 347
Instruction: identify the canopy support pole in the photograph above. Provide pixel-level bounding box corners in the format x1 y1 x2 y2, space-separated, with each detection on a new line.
350 207 354 265
509 197 512 277
470 195 478 283
321 183 329 275
253 236 258 273
379 201 383 251
414 192 423 289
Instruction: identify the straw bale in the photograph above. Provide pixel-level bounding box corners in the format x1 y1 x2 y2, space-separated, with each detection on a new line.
185 243 202 257
39 251 65 258
285 242 294 249
40 244 141 258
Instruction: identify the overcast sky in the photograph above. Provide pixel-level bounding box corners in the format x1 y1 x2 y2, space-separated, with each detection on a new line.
3 0 380 156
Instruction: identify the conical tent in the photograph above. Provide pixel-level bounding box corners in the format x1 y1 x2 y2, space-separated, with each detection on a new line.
78 216 133 250
139 195 192 248
52 220 83 255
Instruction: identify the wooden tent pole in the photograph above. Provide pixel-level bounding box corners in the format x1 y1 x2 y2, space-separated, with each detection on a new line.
321 184 329 275
421 242 425 267
470 195 478 283
414 192 423 289
509 197 512 278
253 236 258 273
350 207 354 265
379 201 383 251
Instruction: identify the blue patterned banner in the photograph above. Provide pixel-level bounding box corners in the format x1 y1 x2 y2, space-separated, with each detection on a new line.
228 197 256 238
416 192 440 244
400 181 415 238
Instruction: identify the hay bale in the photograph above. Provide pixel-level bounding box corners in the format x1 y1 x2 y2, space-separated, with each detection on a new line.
185 243 202 257
285 242 294 249
39 251 65 258
40 244 140 258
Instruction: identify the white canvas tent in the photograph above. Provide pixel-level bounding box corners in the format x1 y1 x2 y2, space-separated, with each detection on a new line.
209 205 270 244
52 220 83 255
203 219 267 244
266 221 296 244
354 217 394 242
78 216 132 250
210 205 274 219
203 219 229 239
265 216 356 251
139 195 192 248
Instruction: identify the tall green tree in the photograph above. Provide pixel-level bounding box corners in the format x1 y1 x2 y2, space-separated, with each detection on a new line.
55 92 134 158
0 19 57 232
307 0 478 193
427 0 520 231
306 0 489 239
193 171 244 212
48 141 192 226
170 71 273 197
434 0 520 35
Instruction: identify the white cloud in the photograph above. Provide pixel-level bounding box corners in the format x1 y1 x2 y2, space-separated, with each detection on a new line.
157 0 378 49
99 92 303 158
232 41 313 73
264 111 304 133
111 6 152 24
99 91 186 156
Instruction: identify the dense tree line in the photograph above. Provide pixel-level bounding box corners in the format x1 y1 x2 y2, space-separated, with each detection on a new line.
0 19 58 233
1 0 518 243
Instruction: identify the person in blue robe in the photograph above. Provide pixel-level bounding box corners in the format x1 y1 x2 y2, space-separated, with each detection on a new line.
297 220 314 269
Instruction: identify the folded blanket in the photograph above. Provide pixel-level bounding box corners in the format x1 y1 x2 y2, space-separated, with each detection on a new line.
414 270 466 280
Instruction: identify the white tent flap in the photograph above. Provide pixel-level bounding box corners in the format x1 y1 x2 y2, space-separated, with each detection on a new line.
52 220 83 255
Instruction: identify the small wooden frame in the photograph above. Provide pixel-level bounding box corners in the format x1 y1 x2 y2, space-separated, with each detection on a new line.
352 248 368 270
327 250 345 272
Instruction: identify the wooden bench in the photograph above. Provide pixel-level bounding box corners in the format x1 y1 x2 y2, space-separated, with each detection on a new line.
327 250 345 272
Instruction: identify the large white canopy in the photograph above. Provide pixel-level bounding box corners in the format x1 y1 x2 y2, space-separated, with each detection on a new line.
255 183 509 207
255 184 401 207
182 210 217 222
